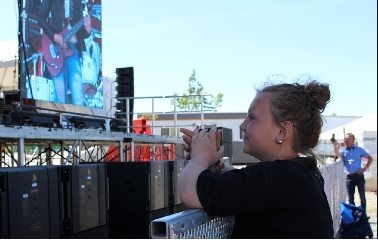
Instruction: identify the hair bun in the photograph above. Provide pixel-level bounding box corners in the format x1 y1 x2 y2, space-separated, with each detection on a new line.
305 81 330 112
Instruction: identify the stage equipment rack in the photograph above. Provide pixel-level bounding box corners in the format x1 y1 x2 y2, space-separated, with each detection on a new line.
0 124 184 167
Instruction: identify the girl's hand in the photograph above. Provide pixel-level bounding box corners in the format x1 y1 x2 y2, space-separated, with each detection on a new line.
180 127 223 160
180 127 223 166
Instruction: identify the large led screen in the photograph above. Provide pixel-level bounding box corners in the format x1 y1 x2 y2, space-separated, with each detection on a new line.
19 0 103 108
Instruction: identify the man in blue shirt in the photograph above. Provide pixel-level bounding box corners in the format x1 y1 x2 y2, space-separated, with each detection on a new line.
331 133 373 211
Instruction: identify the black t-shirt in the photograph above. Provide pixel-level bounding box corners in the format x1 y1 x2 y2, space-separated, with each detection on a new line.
196 158 334 238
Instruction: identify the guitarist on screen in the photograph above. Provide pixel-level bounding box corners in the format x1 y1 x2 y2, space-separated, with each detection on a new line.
38 0 91 106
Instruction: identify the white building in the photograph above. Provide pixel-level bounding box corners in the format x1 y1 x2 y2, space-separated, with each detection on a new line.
139 112 363 164
316 113 377 184
142 112 376 185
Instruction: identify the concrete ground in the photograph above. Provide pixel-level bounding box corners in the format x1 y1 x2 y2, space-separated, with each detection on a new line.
366 190 377 239
350 190 377 238
366 190 377 217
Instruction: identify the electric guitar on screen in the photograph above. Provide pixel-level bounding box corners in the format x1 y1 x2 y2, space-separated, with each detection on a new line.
42 9 95 77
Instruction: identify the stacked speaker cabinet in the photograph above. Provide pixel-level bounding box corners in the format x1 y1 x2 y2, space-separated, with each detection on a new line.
106 161 170 239
111 67 134 132
0 166 62 238
1 91 20 124
62 163 108 238
169 159 188 214
219 127 233 158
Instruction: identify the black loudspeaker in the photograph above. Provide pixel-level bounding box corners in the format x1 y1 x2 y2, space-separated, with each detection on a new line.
109 118 124 132
108 208 169 239
106 161 170 238
67 115 106 130
106 161 169 212
6 109 61 128
115 67 134 132
115 67 134 76
219 127 233 158
62 163 108 238
0 166 62 238
169 159 188 214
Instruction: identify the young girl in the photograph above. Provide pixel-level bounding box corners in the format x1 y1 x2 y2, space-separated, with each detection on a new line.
179 80 334 238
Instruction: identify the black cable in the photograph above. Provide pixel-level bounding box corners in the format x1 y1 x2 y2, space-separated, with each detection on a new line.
161 143 170 160
18 0 34 102
165 148 186 160
141 146 149 161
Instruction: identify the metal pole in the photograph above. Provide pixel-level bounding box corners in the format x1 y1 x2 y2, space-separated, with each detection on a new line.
200 95 204 128
174 95 177 137
48 144 52 165
60 142 65 165
22 0 26 44
151 98 155 135
130 141 134 162
152 145 156 161
159 145 162 160
126 98 130 133
11 145 15 167
18 138 25 166
66 140 79 165
120 140 124 162
0 143 2 168
77 140 82 164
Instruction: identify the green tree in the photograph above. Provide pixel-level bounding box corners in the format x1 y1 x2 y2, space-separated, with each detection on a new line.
172 69 223 112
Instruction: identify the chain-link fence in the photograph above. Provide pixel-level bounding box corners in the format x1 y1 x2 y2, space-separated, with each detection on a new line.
151 160 346 238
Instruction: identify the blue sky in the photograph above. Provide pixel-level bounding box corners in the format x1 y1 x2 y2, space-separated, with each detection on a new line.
1 0 377 117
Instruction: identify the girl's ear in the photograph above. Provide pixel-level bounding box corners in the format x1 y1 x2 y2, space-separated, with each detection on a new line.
279 121 293 141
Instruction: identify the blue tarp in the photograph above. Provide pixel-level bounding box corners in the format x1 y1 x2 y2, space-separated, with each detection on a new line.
340 202 373 239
